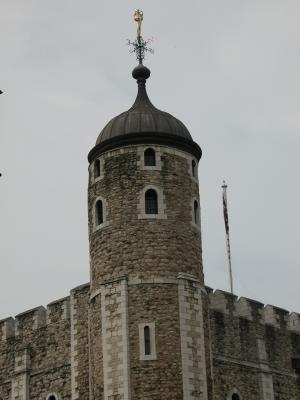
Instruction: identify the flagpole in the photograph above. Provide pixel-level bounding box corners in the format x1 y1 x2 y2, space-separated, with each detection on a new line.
222 181 233 294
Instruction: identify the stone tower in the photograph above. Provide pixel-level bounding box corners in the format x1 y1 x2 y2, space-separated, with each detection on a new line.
87 49 212 399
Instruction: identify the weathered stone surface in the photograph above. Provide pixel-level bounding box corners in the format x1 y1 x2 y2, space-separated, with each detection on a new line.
0 142 299 400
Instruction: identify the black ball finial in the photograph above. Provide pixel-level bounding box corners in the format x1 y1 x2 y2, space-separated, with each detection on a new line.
132 64 151 81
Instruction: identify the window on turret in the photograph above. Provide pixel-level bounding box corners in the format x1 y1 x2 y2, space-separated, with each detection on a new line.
139 322 157 360
232 395 240 400
144 326 151 355
47 395 58 400
94 159 101 179
144 148 156 166
192 160 196 177
194 200 199 224
95 200 103 225
145 189 158 214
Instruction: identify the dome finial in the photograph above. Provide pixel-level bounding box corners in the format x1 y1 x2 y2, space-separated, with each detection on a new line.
127 10 154 65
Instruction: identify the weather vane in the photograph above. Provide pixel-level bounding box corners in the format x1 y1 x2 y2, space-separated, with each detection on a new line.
127 9 154 64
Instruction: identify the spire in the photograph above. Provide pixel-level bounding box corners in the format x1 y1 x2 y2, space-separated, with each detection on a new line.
127 10 154 110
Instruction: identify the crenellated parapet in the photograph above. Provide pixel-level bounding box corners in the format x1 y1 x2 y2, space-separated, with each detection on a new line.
0 317 15 341
0 285 90 400
208 288 299 331
0 297 72 343
288 312 300 333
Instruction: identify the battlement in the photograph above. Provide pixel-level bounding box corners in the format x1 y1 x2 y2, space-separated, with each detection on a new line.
208 288 300 332
0 283 91 342
1 284 298 341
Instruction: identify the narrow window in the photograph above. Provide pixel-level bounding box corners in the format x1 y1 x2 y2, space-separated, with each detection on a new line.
94 159 101 179
144 326 151 355
232 395 240 400
144 148 156 166
47 396 57 400
192 160 196 177
194 200 199 224
145 189 158 214
95 200 103 225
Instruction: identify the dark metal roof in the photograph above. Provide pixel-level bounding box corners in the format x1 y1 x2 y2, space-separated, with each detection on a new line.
96 65 192 145
88 64 202 162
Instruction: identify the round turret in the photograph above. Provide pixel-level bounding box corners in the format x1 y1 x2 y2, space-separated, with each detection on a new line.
87 63 211 400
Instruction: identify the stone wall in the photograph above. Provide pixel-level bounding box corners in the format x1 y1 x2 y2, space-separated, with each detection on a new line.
88 144 211 399
1 282 299 400
208 288 300 400
0 283 90 400
88 145 203 290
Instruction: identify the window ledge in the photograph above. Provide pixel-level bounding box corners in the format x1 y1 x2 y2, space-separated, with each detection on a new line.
191 222 201 231
94 176 104 183
93 221 110 232
138 213 167 220
140 354 157 361
142 166 161 171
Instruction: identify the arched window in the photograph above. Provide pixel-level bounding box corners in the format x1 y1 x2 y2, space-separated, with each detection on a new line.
144 326 151 355
144 148 156 166
95 200 103 225
232 395 240 400
194 200 199 224
94 159 101 179
192 160 196 177
145 189 158 214
46 395 58 400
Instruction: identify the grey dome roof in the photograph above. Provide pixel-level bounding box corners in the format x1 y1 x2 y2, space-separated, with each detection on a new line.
95 65 192 145
88 64 202 163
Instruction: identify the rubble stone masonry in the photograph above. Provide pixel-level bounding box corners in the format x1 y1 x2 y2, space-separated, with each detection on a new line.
0 144 299 400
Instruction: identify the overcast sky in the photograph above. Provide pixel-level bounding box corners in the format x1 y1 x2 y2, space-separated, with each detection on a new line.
1 1 299 318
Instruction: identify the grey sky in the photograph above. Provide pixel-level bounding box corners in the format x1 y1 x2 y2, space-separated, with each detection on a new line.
1 1 299 318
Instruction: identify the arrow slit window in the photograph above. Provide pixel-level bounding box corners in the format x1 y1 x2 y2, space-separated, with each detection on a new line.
194 200 199 224
139 323 157 360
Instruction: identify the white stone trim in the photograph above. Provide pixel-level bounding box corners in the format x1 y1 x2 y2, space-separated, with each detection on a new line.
129 276 178 286
33 307 46 329
46 393 60 400
257 338 267 362
137 146 162 171
259 372 274 400
138 185 167 219
11 373 29 400
101 278 131 400
138 322 157 361
178 276 208 400
191 197 201 230
226 388 242 399
91 156 104 183
93 196 109 232
1 318 15 340
288 313 300 333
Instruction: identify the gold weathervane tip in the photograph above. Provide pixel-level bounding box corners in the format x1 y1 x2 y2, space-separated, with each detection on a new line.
127 10 153 64
134 9 143 38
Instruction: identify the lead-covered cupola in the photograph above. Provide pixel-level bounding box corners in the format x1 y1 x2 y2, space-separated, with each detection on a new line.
88 15 201 163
